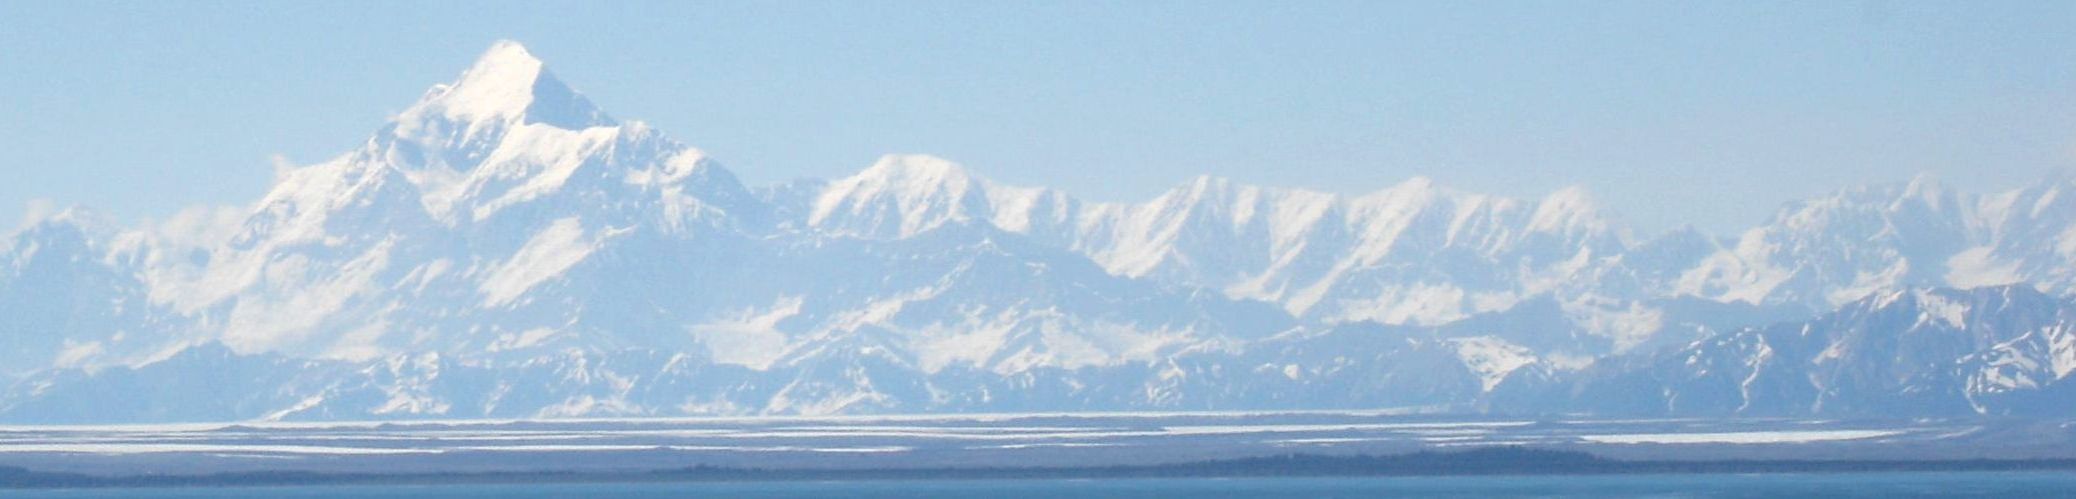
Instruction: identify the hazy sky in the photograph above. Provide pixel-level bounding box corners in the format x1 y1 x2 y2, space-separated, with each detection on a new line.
4 1 2076 233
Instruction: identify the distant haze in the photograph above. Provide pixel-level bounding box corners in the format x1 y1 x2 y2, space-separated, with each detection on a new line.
4 2 2076 233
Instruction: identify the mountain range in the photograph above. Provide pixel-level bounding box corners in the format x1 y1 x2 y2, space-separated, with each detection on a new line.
3 41 2072 423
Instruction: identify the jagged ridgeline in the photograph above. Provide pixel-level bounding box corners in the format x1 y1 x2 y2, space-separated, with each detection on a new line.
3 41 2073 423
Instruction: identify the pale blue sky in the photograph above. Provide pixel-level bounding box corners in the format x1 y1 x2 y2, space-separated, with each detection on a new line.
4 1 2075 233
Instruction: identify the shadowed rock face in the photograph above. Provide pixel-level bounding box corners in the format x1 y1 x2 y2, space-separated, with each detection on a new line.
2 42 2075 422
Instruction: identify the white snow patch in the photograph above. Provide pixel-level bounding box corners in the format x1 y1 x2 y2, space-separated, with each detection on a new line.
1329 284 1468 325
691 296 805 370
1945 246 2024 289
220 238 396 354
1562 297 1665 352
260 395 330 422
51 340 105 368
1913 289 1969 330
465 125 625 221
479 217 600 307
1446 336 1537 391
489 328 559 352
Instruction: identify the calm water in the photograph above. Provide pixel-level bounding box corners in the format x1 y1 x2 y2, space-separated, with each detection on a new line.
8 472 2075 498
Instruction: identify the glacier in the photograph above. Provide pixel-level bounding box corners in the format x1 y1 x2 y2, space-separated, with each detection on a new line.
3 41 2076 423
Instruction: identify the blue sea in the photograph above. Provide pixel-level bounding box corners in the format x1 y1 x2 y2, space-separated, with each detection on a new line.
7 472 2074 498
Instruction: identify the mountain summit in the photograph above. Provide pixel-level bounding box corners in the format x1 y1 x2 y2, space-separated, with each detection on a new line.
398 41 613 134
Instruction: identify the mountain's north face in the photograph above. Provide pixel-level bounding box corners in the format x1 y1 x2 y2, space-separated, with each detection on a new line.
3 42 2075 422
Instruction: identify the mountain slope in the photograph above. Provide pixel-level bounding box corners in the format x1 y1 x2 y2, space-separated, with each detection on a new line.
1497 285 2076 417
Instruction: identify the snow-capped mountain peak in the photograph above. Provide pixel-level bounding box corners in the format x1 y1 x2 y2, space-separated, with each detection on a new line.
397 40 612 134
1527 185 1610 236
810 154 1000 238
371 40 622 200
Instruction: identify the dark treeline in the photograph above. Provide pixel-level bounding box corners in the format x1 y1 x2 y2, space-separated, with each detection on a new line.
5 447 2076 489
